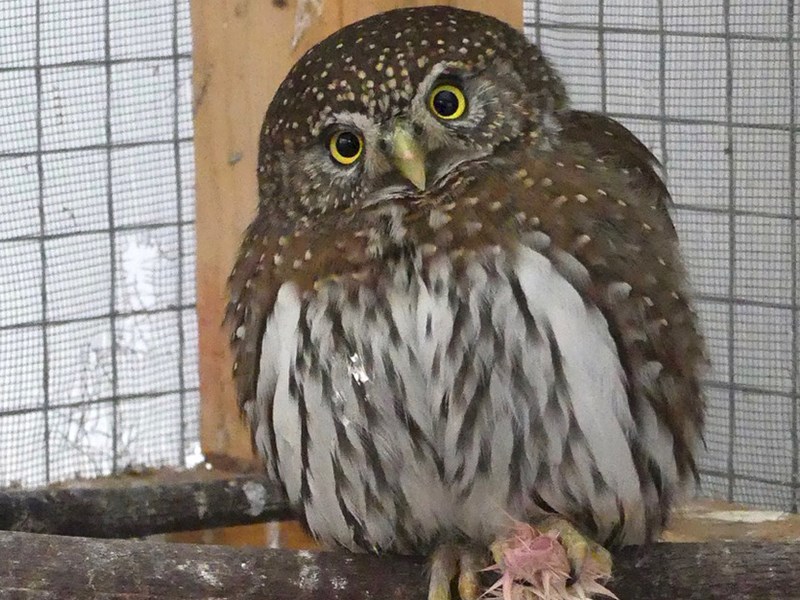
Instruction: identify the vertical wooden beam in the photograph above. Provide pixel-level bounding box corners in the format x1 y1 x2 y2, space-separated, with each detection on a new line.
341 0 522 26
192 0 343 464
192 0 523 463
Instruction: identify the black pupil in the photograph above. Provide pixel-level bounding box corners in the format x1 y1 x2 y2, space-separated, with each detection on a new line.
335 132 360 158
433 89 460 116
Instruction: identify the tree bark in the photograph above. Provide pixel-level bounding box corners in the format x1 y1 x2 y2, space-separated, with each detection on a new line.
1 531 798 599
0 475 290 538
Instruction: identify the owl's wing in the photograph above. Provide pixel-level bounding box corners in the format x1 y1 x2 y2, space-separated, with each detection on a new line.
226 201 373 474
558 110 674 235
554 110 706 471
508 135 706 485
402 138 706 507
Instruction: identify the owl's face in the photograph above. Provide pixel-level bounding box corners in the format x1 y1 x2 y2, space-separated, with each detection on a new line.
258 6 566 217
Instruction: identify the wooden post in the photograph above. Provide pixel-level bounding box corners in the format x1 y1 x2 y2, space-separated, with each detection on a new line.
192 0 523 464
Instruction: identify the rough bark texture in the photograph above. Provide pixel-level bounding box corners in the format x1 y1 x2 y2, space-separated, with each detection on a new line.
2 475 799 598
1 531 798 599
0 475 290 538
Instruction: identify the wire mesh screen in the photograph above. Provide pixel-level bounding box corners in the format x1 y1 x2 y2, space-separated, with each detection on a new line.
1 0 199 488
1 1 797 513
524 0 798 510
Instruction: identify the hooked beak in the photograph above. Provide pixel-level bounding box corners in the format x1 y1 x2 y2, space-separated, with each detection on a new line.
390 123 426 191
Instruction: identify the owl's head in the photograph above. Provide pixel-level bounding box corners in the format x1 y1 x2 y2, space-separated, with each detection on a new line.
258 6 567 217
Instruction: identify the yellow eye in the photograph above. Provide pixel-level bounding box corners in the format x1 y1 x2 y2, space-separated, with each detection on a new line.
429 84 467 120
329 131 363 165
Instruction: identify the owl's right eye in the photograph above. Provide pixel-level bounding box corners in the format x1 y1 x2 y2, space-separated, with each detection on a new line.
329 131 364 165
429 83 467 120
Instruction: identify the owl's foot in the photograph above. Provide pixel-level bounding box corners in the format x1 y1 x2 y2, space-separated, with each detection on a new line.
538 516 613 586
486 518 616 599
427 543 487 600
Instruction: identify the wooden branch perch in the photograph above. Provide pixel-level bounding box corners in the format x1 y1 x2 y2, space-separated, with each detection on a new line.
3 474 799 597
1 531 797 599
0 474 291 538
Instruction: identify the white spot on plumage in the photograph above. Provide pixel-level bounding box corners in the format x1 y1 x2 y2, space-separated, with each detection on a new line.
606 281 632 303
348 353 370 384
420 243 438 257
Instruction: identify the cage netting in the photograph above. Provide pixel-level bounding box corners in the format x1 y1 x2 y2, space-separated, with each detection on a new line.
1 1 798 514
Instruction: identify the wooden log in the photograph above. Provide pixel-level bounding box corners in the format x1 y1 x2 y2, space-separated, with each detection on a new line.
0 475 290 538
0 531 798 599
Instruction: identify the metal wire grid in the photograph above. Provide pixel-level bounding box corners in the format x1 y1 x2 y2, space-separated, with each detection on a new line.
1 0 796 510
0 0 199 488
525 0 799 510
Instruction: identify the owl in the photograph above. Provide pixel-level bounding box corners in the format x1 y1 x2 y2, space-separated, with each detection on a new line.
226 6 706 599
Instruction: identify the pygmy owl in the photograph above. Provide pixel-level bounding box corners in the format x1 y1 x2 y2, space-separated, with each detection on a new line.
227 6 706 599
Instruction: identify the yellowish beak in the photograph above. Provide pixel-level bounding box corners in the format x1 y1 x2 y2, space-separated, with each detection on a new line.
391 124 426 191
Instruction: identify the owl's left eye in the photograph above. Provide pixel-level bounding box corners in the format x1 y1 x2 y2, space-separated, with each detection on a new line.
429 83 467 120
329 131 364 165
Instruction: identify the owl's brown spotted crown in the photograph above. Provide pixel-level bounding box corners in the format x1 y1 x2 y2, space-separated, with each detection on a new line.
260 6 565 147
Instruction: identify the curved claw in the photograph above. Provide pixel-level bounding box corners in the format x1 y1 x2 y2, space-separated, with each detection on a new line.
539 516 613 588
